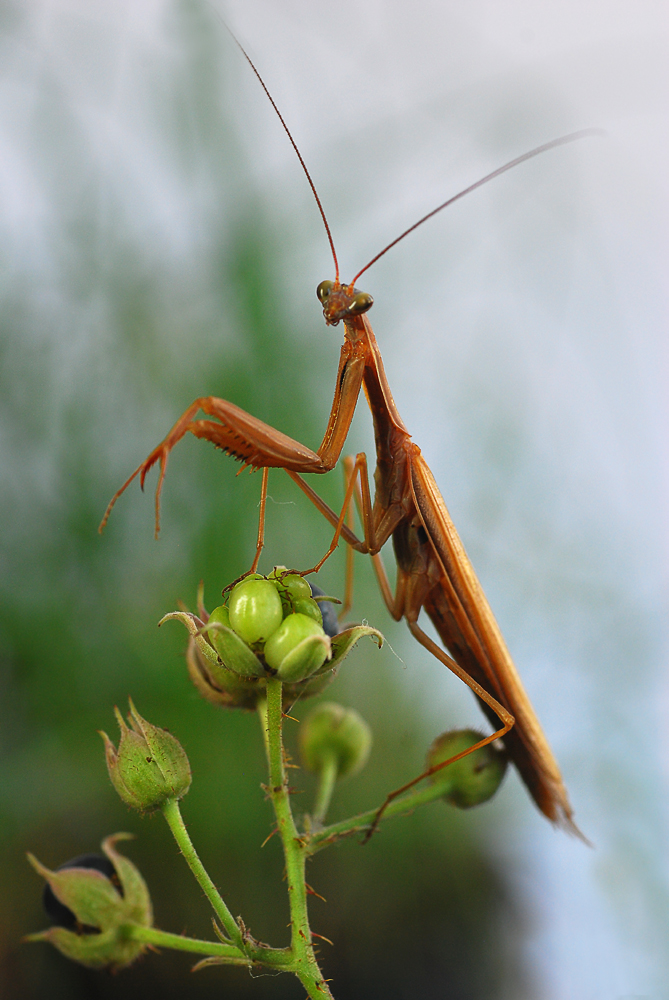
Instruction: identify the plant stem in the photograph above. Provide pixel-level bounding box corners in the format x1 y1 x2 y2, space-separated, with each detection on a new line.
307 776 454 855
312 752 338 824
124 924 247 961
161 797 245 953
262 679 334 1000
125 923 294 968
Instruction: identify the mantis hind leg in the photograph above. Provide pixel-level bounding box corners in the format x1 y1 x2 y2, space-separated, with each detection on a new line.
362 620 514 842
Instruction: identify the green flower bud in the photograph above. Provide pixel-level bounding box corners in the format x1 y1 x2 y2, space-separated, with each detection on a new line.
26 833 152 970
299 702 372 778
100 701 191 812
207 604 265 677
264 613 331 682
228 578 284 646
426 729 508 808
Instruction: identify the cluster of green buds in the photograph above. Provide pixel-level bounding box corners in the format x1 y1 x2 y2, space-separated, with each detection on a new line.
26 834 152 971
162 570 383 710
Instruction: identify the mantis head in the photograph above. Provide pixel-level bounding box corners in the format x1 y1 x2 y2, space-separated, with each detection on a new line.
316 280 374 327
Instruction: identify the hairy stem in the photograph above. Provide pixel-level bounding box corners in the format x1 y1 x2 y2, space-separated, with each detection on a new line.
307 776 455 856
124 924 246 961
261 680 334 1000
312 752 338 824
126 923 294 969
161 797 245 953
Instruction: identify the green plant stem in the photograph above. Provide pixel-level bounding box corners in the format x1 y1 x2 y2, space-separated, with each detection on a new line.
307 776 455 856
124 924 247 961
125 923 294 968
161 797 245 954
261 679 334 1000
312 752 338 824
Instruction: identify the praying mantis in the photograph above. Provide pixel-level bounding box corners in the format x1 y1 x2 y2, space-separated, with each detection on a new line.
101 35 596 836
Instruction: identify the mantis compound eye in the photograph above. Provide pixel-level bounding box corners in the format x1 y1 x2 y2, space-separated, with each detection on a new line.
316 280 334 302
346 291 374 315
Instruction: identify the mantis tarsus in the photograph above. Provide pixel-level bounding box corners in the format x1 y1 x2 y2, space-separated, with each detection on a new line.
101 35 597 836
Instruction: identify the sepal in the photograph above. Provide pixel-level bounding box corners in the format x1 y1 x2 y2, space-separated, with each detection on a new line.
327 624 384 671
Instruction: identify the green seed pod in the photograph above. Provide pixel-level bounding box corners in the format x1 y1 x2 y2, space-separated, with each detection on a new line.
427 729 508 809
267 565 288 581
299 702 372 778
292 596 323 626
100 701 191 812
265 566 288 599
228 578 284 646
207 605 265 677
264 613 330 682
281 573 312 601
26 834 152 971
207 601 230 632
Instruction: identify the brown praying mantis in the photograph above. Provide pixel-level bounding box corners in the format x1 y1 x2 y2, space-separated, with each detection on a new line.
100 36 597 836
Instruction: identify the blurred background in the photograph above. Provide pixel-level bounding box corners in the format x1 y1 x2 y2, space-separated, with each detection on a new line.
1 1 667 997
